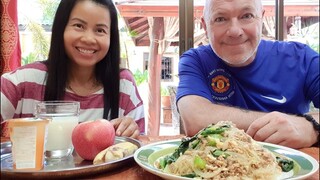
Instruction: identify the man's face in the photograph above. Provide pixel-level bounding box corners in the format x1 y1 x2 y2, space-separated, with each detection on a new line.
202 0 264 67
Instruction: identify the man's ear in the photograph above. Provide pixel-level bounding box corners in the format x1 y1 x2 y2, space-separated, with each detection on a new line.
201 16 208 38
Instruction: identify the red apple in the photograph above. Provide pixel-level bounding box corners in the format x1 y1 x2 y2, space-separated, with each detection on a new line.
72 119 115 160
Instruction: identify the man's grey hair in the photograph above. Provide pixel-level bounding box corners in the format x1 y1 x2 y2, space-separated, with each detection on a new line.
203 0 263 24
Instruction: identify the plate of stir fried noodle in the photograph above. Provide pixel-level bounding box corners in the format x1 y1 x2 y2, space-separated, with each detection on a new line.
134 121 319 180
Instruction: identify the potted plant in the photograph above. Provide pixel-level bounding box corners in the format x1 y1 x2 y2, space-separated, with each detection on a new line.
161 86 170 108
161 86 172 124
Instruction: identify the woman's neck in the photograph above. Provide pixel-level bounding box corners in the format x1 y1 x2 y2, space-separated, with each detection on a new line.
67 66 102 96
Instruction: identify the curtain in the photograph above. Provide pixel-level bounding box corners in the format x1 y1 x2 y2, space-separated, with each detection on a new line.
159 17 179 54
1 0 20 137
1 0 21 75
146 17 180 136
263 16 276 39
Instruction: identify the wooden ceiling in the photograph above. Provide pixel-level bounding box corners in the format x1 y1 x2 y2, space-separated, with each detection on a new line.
115 1 319 46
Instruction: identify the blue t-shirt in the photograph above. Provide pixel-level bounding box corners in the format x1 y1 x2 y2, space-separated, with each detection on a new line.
177 40 319 114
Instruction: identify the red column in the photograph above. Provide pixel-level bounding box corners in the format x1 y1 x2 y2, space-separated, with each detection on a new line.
147 17 164 136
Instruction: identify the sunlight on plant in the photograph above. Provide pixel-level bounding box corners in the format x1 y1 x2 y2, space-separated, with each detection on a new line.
129 30 139 37
161 86 169 96
27 20 50 60
133 69 148 86
37 0 59 24
22 53 37 66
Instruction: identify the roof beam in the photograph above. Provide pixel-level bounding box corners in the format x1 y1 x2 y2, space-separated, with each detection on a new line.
117 5 319 17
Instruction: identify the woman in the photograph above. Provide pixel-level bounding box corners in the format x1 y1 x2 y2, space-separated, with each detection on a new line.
1 0 144 138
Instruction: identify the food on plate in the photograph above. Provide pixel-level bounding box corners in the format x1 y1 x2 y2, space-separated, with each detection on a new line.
156 121 295 179
72 119 115 160
93 142 138 165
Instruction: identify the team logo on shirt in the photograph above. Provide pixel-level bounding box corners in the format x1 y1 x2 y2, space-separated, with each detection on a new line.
211 75 230 93
209 69 234 101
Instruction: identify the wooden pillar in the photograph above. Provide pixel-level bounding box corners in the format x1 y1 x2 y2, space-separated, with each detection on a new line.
147 17 164 136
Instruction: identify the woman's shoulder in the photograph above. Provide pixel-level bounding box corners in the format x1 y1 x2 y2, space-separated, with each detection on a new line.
120 68 135 81
1 61 48 82
8 61 47 74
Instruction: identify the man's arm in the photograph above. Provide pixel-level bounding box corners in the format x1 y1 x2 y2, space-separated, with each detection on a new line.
178 95 319 148
177 95 266 136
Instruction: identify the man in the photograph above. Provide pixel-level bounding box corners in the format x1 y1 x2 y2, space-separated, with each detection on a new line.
177 0 319 149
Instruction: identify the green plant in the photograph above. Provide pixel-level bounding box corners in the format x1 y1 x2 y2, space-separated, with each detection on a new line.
22 52 38 65
38 0 60 24
133 69 148 86
19 0 59 65
161 86 169 96
27 21 50 60
129 30 139 37
309 44 319 53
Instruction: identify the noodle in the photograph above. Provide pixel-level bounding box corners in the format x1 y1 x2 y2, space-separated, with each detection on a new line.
157 121 284 179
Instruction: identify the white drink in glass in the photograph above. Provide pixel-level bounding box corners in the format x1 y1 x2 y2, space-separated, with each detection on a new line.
45 115 78 151
34 101 80 159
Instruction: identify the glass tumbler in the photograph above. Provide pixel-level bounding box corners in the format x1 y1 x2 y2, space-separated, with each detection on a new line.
34 101 80 159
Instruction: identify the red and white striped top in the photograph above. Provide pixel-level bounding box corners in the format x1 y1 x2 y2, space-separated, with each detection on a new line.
1 62 145 134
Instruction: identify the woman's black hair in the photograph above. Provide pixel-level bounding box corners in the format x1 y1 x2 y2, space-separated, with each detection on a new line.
44 0 120 119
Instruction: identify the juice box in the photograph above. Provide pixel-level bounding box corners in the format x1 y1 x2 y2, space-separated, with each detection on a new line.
8 118 49 170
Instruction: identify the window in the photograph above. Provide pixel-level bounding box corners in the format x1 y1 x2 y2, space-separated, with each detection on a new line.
143 53 173 81
161 57 173 81
143 52 149 71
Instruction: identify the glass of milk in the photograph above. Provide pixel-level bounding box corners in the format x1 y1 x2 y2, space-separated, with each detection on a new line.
34 101 80 159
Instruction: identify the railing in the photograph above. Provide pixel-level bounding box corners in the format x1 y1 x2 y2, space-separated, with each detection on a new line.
168 85 185 134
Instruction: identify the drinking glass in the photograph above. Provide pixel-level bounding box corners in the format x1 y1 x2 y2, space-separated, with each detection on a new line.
34 101 80 159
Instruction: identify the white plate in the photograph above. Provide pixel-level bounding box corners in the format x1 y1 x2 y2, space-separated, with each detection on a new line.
134 139 319 180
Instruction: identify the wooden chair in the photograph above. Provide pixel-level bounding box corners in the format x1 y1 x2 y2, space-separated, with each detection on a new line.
168 85 185 135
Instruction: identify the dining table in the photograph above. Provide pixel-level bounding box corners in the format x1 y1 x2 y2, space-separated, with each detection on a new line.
1 134 319 180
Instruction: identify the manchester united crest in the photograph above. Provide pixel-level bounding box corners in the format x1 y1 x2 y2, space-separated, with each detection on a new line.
211 75 230 93
209 69 234 101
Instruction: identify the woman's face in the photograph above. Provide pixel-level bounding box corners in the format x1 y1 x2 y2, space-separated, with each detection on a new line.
202 0 264 67
64 0 111 68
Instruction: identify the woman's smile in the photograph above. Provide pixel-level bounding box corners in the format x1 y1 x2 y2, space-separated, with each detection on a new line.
76 47 96 54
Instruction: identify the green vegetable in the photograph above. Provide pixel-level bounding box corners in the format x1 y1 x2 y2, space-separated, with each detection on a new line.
159 157 167 169
211 149 230 158
201 125 230 136
191 139 200 149
194 155 206 169
165 136 198 165
276 156 294 172
160 123 230 168
207 134 223 146
181 173 197 178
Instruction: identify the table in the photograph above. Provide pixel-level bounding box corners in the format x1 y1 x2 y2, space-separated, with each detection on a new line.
1 135 319 180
